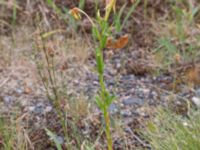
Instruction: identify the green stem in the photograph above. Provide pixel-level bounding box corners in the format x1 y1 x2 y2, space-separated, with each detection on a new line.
104 111 113 150
97 45 113 150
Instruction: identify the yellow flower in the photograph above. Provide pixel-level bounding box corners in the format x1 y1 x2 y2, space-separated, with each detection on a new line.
69 7 95 27
69 7 81 20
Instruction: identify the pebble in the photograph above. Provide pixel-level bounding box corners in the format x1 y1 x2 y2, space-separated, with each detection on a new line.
123 97 144 106
120 110 132 117
106 79 115 86
3 96 13 104
44 106 53 113
192 97 200 108
21 99 29 107
34 103 44 114
109 103 118 114
120 75 135 81
116 63 121 69
196 88 200 97
29 106 35 111
93 81 99 86
15 88 23 95
148 90 158 99
56 136 64 144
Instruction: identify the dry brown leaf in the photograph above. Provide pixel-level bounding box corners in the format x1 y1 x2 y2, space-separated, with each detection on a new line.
24 86 32 94
106 34 129 49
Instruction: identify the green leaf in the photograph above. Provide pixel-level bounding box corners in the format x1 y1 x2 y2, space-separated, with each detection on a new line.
95 48 104 74
114 3 127 32
92 27 100 40
95 96 104 111
105 92 115 107
97 10 103 22
121 0 140 30
45 128 62 150
100 35 107 49
78 0 85 10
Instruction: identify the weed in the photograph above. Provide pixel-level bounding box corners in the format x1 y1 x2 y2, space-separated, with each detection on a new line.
0 115 32 150
33 24 70 148
69 1 139 149
69 2 115 149
144 108 200 150
0 117 15 150
152 0 200 76
113 0 139 33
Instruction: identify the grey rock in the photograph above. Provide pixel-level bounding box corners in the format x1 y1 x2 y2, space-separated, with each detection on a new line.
44 106 53 113
149 91 158 99
109 104 118 114
116 63 121 69
28 106 35 112
192 97 200 108
196 88 200 97
123 97 144 106
120 75 135 81
34 105 44 114
20 99 29 107
56 136 64 144
120 110 132 117
36 102 44 107
93 81 99 86
15 88 23 95
106 79 115 86
123 84 134 90
3 96 13 104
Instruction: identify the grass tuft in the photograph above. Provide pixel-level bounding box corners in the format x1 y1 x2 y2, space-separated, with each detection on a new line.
144 108 200 150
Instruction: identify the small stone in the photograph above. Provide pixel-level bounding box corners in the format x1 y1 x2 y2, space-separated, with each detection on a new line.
93 81 99 86
57 136 64 144
116 63 121 69
15 88 23 95
196 88 200 97
192 97 200 108
36 102 44 107
32 103 44 114
142 88 150 95
123 97 144 106
3 96 13 104
109 104 118 114
149 91 158 99
120 75 135 81
120 110 132 117
135 88 147 98
20 99 29 107
123 84 134 90
44 106 52 113
136 107 147 117
34 106 43 114
29 106 35 111
106 80 115 86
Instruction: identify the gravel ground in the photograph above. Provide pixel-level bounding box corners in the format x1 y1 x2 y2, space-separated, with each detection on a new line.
1 38 200 149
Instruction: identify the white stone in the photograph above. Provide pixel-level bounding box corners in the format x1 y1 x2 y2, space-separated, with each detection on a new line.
192 97 200 108
44 106 52 113
28 106 35 111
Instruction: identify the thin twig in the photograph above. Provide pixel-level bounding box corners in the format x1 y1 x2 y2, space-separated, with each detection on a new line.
0 71 12 88
126 127 151 148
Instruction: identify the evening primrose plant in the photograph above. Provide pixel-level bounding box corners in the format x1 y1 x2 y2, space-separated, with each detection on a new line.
69 0 138 149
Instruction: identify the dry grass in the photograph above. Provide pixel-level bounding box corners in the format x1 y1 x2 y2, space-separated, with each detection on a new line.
66 94 92 120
